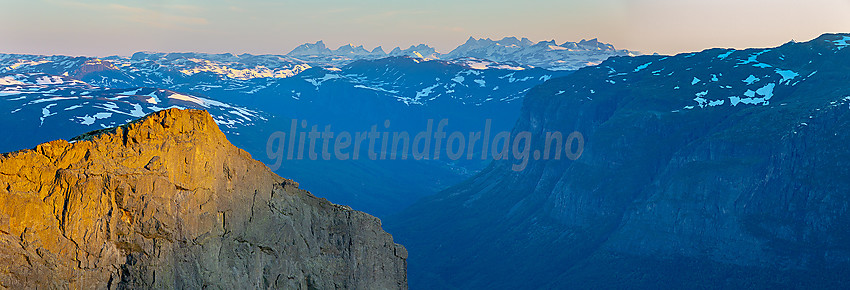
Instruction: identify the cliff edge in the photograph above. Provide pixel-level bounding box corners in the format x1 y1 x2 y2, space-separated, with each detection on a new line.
0 108 407 289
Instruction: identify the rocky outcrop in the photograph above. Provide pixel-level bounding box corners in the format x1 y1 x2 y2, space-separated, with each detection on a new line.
0 108 407 289
71 59 119 79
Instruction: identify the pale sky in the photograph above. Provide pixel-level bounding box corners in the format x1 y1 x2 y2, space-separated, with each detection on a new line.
1 0 849 56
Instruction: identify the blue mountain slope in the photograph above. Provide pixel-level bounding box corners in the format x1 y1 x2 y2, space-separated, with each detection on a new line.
387 33 850 289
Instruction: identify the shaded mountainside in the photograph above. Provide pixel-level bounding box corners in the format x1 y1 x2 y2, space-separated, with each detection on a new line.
0 109 407 289
388 34 850 289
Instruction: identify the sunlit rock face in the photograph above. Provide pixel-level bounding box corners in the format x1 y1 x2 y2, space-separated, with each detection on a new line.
0 108 407 289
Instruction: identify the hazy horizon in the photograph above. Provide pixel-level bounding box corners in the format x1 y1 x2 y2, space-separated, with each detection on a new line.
2 0 850 57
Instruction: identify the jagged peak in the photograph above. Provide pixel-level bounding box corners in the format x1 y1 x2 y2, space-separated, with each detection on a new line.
287 40 331 55
370 46 386 54
407 43 433 50
337 43 364 50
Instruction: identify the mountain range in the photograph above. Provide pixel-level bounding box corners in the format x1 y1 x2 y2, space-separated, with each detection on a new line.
286 37 637 70
388 33 850 289
3 31 850 289
0 46 573 217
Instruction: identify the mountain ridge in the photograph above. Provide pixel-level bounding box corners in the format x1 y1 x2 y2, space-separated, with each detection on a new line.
0 108 407 289
0 52 570 218
286 36 636 70
388 32 850 289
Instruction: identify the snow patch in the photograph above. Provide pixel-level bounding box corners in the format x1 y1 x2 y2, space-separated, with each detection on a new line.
451 75 465 84
738 49 770 65
729 96 741 106
415 83 440 99
743 75 760 85
691 77 701 85
353 85 399 94
775 69 799 84
36 76 65 85
170 93 205 106
755 83 775 99
40 103 57 126
733 83 776 106
708 99 725 107
717 50 734 60
832 36 850 50
0 76 24 85
129 104 145 117
304 74 341 87
93 112 113 119
634 62 652 72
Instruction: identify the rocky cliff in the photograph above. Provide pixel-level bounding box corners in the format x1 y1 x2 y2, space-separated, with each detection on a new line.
0 108 407 289
389 34 850 289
